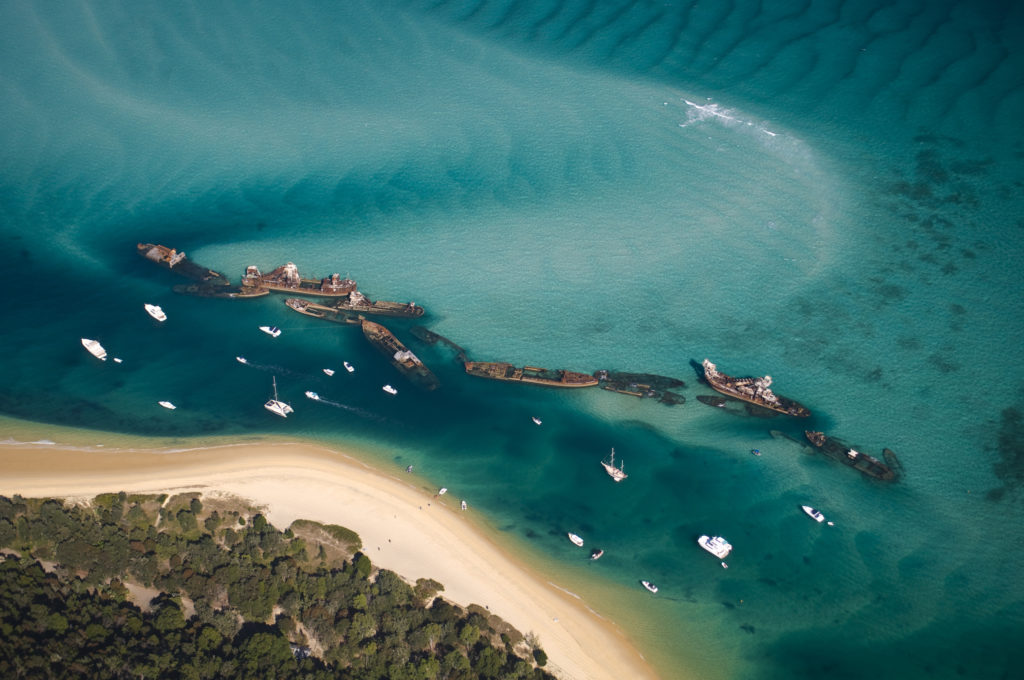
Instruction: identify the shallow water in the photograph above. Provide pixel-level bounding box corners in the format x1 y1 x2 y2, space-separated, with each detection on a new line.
1 1 1023 678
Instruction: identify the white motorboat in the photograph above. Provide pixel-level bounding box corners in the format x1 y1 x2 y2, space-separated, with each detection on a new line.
264 376 293 418
305 391 320 401
601 448 628 482
568 532 584 547
590 549 604 560
113 357 123 363
460 500 467 511
698 535 733 560
323 368 335 376
259 325 281 338
532 416 542 425
158 401 176 410
81 338 107 361
236 356 248 364
641 580 658 593
144 303 167 322
382 384 397 395
344 361 355 373
438 487 448 495
802 505 834 525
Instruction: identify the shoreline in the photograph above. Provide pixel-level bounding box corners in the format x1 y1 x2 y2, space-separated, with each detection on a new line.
0 436 659 680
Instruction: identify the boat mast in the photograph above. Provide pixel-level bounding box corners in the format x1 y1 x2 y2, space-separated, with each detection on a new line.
272 376 279 401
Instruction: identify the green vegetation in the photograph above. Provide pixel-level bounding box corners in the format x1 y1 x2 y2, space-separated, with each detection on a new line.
0 493 554 679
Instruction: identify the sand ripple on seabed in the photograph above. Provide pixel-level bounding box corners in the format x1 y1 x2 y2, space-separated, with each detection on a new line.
408 0 1024 130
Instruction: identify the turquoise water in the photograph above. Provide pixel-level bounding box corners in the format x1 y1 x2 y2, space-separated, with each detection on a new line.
2 1 1023 677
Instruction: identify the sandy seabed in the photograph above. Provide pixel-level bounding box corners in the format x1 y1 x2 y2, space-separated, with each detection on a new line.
0 439 658 680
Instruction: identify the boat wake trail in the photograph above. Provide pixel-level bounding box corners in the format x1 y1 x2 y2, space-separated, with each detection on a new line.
235 360 306 379
310 397 384 422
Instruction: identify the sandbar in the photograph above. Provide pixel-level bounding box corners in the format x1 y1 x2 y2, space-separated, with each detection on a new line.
0 439 657 680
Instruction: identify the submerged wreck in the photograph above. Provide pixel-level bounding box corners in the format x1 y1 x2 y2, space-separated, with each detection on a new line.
805 430 900 481
593 370 686 405
137 243 231 285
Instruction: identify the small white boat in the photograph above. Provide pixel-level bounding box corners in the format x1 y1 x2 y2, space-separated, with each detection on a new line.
532 416 542 425
158 401 176 410
641 580 658 593
568 532 584 547
259 325 281 338
113 357 123 363
698 535 733 560
802 505 834 525
382 384 397 395
236 356 248 364
601 448 628 482
264 376 293 418
460 500 468 511
323 368 335 376
590 548 604 560
81 338 107 361
305 391 320 401
144 303 167 322
344 361 355 373
438 487 448 495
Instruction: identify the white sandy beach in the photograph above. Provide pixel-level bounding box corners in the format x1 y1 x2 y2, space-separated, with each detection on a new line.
0 440 658 680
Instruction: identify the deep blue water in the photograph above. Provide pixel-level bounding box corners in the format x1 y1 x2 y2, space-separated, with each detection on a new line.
2 1 1023 678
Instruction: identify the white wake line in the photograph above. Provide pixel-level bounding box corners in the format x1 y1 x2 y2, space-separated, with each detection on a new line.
681 98 778 137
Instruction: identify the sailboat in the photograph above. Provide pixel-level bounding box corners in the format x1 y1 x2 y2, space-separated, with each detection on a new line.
264 376 294 418
601 448 628 482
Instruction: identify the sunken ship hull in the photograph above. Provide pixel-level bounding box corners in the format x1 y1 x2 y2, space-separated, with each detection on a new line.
137 243 230 285
805 431 899 481
701 359 810 417
464 362 598 388
594 370 685 404
362 320 440 390
174 283 269 299
241 263 357 297
285 298 363 325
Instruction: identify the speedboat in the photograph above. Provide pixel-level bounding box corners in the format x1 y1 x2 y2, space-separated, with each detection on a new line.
236 356 248 364
305 391 320 401
802 505 833 525
323 368 335 376
568 532 584 547
641 580 658 593
264 376 293 418
590 549 604 560
382 384 397 395
438 487 447 495
698 535 732 559
344 361 355 373
532 416 542 425
144 303 167 322
113 357 123 363
259 325 281 338
81 338 107 361
158 401 176 410
460 500 467 511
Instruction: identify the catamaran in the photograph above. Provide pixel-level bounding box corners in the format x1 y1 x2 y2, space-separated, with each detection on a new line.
144 303 167 322
601 448 628 482
81 338 107 361
264 376 293 418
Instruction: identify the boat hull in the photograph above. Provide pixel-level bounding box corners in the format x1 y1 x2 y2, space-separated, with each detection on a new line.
804 431 898 481
464 361 598 388
362 320 439 390
701 359 810 417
